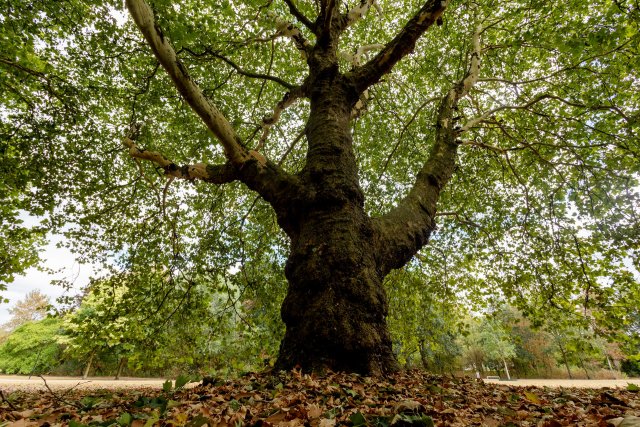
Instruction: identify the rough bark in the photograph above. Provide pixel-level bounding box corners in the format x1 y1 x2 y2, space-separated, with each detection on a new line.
273 69 397 375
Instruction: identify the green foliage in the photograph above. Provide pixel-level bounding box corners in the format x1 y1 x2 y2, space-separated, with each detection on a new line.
0 317 65 374
0 0 638 371
387 267 462 372
622 360 640 377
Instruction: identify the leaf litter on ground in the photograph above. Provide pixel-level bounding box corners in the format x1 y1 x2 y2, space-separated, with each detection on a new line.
1 370 639 426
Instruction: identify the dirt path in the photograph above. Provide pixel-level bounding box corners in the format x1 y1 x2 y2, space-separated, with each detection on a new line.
0 375 175 392
1 375 639 392
484 378 640 388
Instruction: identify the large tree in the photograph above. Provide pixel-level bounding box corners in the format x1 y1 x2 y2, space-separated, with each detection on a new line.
1 0 638 374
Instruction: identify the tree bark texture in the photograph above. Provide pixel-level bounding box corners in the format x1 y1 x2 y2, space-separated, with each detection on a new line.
272 69 459 375
273 73 398 375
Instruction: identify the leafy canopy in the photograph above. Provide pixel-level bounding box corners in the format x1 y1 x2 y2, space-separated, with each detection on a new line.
0 0 638 341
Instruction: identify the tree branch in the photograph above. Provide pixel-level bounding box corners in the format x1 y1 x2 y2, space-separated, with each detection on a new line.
180 47 296 90
458 93 629 133
344 0 382 28
283 0 315 31
372 18 483 274
124 0 305 217
268 11 312 56
350 0 449 93
319 0 337 42
123 137 238 184
125 0 248 165
256 86 305 150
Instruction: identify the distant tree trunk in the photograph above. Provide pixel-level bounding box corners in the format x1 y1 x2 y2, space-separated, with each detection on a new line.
606 355 617 379
419 340 430 370
82 350 96 380
502 358 511 380
578 356 591 379
557 343 573 379
115 357 127 380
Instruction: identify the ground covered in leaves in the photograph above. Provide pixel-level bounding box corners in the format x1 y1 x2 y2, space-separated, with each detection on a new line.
2 370 640 426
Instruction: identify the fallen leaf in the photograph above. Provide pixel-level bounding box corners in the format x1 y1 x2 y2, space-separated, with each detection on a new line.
318 419 336 427
524 391 542 405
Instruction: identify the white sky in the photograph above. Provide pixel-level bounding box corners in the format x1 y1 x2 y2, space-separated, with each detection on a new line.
0 231 90 325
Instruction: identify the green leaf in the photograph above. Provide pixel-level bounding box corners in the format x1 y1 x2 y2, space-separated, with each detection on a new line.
80 396 99 409
162 380 173 392
627 383 640 392
175 374 190 389
350 412 367 427
117 412 132 427
167 399 181 409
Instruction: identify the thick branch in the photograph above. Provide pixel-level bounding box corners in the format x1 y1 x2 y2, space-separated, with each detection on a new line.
124 137 237 184
458 24 483 99
373 93 459 274
126 0 247 165
125 0 305 223
350 0 449 93
344 0 382 28
373 19 482 273
319 0 337 42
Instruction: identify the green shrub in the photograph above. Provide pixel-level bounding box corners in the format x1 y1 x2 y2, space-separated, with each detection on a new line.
0 317 65 374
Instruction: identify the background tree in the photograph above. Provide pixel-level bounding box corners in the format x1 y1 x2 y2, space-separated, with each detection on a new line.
387 260 463 373
1 0 638 374
0 317 64 375
2 290 50 331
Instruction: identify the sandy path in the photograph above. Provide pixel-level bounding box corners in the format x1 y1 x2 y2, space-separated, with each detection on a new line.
484 378 640 388
1 375 639 392
0 375 175 392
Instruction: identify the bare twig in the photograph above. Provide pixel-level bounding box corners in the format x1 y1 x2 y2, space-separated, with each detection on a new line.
0 389 18 410
38 375 84 409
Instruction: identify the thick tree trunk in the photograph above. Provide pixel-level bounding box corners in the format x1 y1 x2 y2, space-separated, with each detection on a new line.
276 209 397 375
271 60 460 374
273 73 398 375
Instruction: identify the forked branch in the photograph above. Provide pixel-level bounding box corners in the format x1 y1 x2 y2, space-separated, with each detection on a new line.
180 47 296 90
350 0 449 93
373 17 484 273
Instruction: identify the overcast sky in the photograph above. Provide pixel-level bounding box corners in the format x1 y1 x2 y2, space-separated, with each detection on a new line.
0 230 91 325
